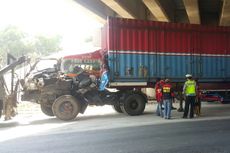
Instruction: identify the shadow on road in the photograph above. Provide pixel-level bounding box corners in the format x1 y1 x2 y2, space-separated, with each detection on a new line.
1 103 230 129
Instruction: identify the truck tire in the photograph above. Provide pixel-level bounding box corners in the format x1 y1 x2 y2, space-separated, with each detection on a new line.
40 103 54 116
112 103 123 113
52 95 80 121
121 94 146 116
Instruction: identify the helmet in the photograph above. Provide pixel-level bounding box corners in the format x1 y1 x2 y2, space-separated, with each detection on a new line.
165 79 170 83
185 74 192 78
73 66 83 74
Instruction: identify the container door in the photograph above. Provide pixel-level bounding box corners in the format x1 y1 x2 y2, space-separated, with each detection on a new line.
148 28 158 80
226 35 230 79
108 24 120 81
199 32 228 80
212 33 227 79
192 32 203 79
151 26 181 79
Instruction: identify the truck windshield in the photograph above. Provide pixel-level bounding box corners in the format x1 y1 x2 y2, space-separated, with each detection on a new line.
35 59 58 71
61 58 101 77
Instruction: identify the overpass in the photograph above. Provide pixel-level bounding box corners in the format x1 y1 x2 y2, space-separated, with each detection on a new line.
73 0 230 26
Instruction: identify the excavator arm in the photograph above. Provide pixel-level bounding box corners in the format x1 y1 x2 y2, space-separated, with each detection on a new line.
0 54 28 120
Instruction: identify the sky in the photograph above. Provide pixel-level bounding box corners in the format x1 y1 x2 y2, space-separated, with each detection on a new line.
0 0 102 53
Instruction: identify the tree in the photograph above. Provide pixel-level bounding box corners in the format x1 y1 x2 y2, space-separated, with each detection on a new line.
0 26 29 59
0 25 62 65
33 35 62 56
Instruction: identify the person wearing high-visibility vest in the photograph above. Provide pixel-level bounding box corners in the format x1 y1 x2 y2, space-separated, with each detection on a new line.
182 74 197 119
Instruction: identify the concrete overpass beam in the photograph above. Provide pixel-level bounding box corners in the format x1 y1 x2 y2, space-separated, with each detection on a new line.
142 0 169 22
220 0 230 26
183 0 200 24
74 0 115 24
114 0 149 20
100 0 136 19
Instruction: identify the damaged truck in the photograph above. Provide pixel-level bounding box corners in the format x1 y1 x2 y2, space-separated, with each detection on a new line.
21 51 146 121
21 17 230 121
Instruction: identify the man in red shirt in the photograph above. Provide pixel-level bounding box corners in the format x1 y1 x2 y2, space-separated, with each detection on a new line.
155 79 164 117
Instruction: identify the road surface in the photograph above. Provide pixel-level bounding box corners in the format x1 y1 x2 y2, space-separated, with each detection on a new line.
0 118 230 153
1 103 230 153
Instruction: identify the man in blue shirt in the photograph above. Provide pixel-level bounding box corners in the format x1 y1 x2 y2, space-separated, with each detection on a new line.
99 64 109 91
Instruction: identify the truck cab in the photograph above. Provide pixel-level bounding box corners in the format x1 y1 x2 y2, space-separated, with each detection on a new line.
60 50 102 78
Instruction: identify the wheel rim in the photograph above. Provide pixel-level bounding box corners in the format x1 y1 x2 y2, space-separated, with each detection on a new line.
121 94 146 116
60 101 74 114
129 100 138 110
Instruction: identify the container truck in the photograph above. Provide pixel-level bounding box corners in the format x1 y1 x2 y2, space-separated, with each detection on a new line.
21 17 230 121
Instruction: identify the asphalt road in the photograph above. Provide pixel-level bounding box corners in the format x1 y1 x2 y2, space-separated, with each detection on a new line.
1 118 230 153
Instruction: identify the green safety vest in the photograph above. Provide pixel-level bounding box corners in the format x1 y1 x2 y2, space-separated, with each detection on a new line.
185 80 196 95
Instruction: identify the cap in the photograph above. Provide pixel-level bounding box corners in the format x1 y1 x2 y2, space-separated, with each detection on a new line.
185 74 192 78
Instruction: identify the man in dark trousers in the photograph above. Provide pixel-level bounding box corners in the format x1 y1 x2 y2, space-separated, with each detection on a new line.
194 79 201 116
183 74 197 119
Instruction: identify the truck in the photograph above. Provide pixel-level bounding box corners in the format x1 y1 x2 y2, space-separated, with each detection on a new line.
20 17 230 121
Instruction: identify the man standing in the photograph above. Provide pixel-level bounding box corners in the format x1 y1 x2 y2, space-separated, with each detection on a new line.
99 64 109 91
183 74 197 119
162 79 174 119
194 79 201 116
155 79 163 117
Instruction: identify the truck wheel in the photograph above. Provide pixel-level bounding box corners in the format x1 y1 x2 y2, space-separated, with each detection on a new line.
52 95 80 121
112 103 122 113
40 103 54 116
121 94 146 116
